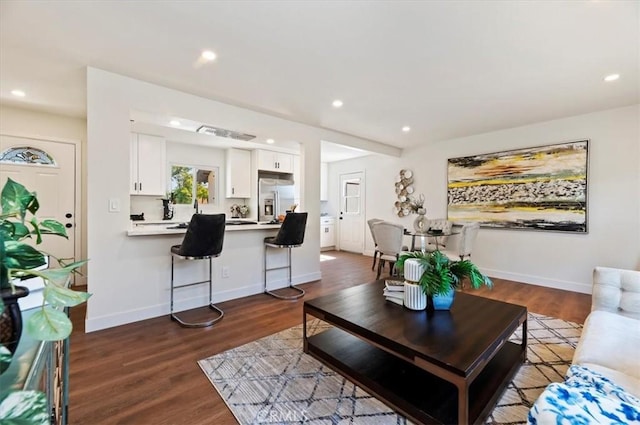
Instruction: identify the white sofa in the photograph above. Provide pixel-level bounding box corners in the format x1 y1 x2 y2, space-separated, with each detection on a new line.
528 266 640 424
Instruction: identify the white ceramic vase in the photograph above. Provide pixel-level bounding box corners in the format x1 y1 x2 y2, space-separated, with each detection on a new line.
403 258 427 310
403 258 424 282
404 282 426 310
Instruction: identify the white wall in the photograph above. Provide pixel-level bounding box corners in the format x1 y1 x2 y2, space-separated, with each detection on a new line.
86 68 396 331
0 105 88 284
0 105 86 141
329 105 640 293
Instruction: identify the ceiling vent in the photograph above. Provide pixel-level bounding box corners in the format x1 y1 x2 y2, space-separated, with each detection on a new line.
196 125 256 141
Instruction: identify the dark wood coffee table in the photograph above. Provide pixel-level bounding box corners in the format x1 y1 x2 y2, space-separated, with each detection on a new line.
303 280 527 425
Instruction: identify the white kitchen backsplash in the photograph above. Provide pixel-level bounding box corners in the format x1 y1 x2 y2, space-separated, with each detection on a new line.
130 195 164 221
130 195 254 222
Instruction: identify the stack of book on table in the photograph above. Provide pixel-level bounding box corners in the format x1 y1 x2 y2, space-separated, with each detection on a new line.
383 279 405 306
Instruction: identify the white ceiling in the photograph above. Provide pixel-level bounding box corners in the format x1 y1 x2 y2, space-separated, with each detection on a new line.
0 1 638 158
129 110 372 162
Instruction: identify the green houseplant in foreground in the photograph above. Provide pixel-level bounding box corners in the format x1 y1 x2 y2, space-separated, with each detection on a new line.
396 250 492 296
0 178 90 341
0 179 89 354
0 178 90 423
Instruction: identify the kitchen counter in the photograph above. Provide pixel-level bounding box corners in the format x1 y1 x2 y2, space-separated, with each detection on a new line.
127 220 281 236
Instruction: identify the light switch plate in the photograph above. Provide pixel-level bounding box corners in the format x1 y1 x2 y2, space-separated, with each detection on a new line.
108 198 120 213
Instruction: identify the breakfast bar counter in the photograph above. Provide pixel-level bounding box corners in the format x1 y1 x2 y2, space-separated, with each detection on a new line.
95 217 312 333
127 220 281 236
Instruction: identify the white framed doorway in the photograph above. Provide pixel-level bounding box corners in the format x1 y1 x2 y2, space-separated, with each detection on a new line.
0 135 78 271
338 171 365 253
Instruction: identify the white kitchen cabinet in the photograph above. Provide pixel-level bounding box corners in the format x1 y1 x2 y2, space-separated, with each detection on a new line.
225 148 251 198
257 149 294 173
320 217 336 249
130 133 166 195
320 162 328 201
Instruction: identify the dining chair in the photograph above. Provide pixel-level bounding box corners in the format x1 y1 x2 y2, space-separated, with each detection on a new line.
371 221 405 279
426 218 453 251
367 218 384 271
442 222 480 261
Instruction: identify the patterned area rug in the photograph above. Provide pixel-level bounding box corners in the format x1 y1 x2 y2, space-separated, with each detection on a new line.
198 313 582 424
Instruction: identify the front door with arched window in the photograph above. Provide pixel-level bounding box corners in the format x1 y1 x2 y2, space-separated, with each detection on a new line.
0 135 77 270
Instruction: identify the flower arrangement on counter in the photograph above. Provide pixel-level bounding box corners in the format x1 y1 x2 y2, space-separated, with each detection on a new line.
230 204 249 218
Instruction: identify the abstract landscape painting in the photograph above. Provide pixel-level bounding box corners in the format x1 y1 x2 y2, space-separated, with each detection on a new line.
447 140 588 232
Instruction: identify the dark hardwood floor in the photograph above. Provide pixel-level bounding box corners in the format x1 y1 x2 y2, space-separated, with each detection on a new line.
68 250 591 425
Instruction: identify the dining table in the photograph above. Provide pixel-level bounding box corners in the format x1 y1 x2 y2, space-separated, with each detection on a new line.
404 228 461 252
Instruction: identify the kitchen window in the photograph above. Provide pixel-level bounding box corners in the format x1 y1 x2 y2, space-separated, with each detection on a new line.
169 164 219 206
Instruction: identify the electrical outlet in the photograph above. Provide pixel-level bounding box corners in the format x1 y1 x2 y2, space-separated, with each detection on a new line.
222 266 229 278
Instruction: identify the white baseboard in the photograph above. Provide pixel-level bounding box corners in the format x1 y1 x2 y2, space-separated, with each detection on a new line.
85 271 322 333
360 252 590 294
483 268 592 294
85 266 588 332
85 303 167 332
263 271 321 293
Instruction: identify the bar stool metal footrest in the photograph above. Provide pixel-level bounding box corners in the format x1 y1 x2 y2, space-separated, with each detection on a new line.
171 255 225 327
264 244 305 300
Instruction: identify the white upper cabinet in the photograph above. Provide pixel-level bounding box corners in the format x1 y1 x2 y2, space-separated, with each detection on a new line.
320 162 328 201
257 149 294 173
130 133 166 196
225 148 251 198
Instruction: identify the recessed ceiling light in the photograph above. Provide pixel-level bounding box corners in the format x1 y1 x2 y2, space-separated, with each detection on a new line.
332 100 343 108
201 50 217 61
169 120 181 127
266 138 275 144
604 74 620 82
11 89 25 97
402 126 411 133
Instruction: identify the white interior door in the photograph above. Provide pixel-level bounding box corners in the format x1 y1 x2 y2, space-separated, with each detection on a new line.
0 135 76 267
339 172 364 253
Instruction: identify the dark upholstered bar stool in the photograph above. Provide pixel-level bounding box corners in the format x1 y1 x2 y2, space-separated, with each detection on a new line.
264 212 308 300
170 213 225 327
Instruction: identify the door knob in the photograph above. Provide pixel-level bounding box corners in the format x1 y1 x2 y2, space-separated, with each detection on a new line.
65 223 73 228
65 213 72 218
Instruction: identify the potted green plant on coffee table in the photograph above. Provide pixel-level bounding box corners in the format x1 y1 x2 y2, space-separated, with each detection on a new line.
396 250 492 311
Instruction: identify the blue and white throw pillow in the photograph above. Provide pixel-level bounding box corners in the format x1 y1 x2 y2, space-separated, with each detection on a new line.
528 365 640 424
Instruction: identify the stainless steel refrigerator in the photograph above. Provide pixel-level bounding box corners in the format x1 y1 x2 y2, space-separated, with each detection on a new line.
258 177 295 222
